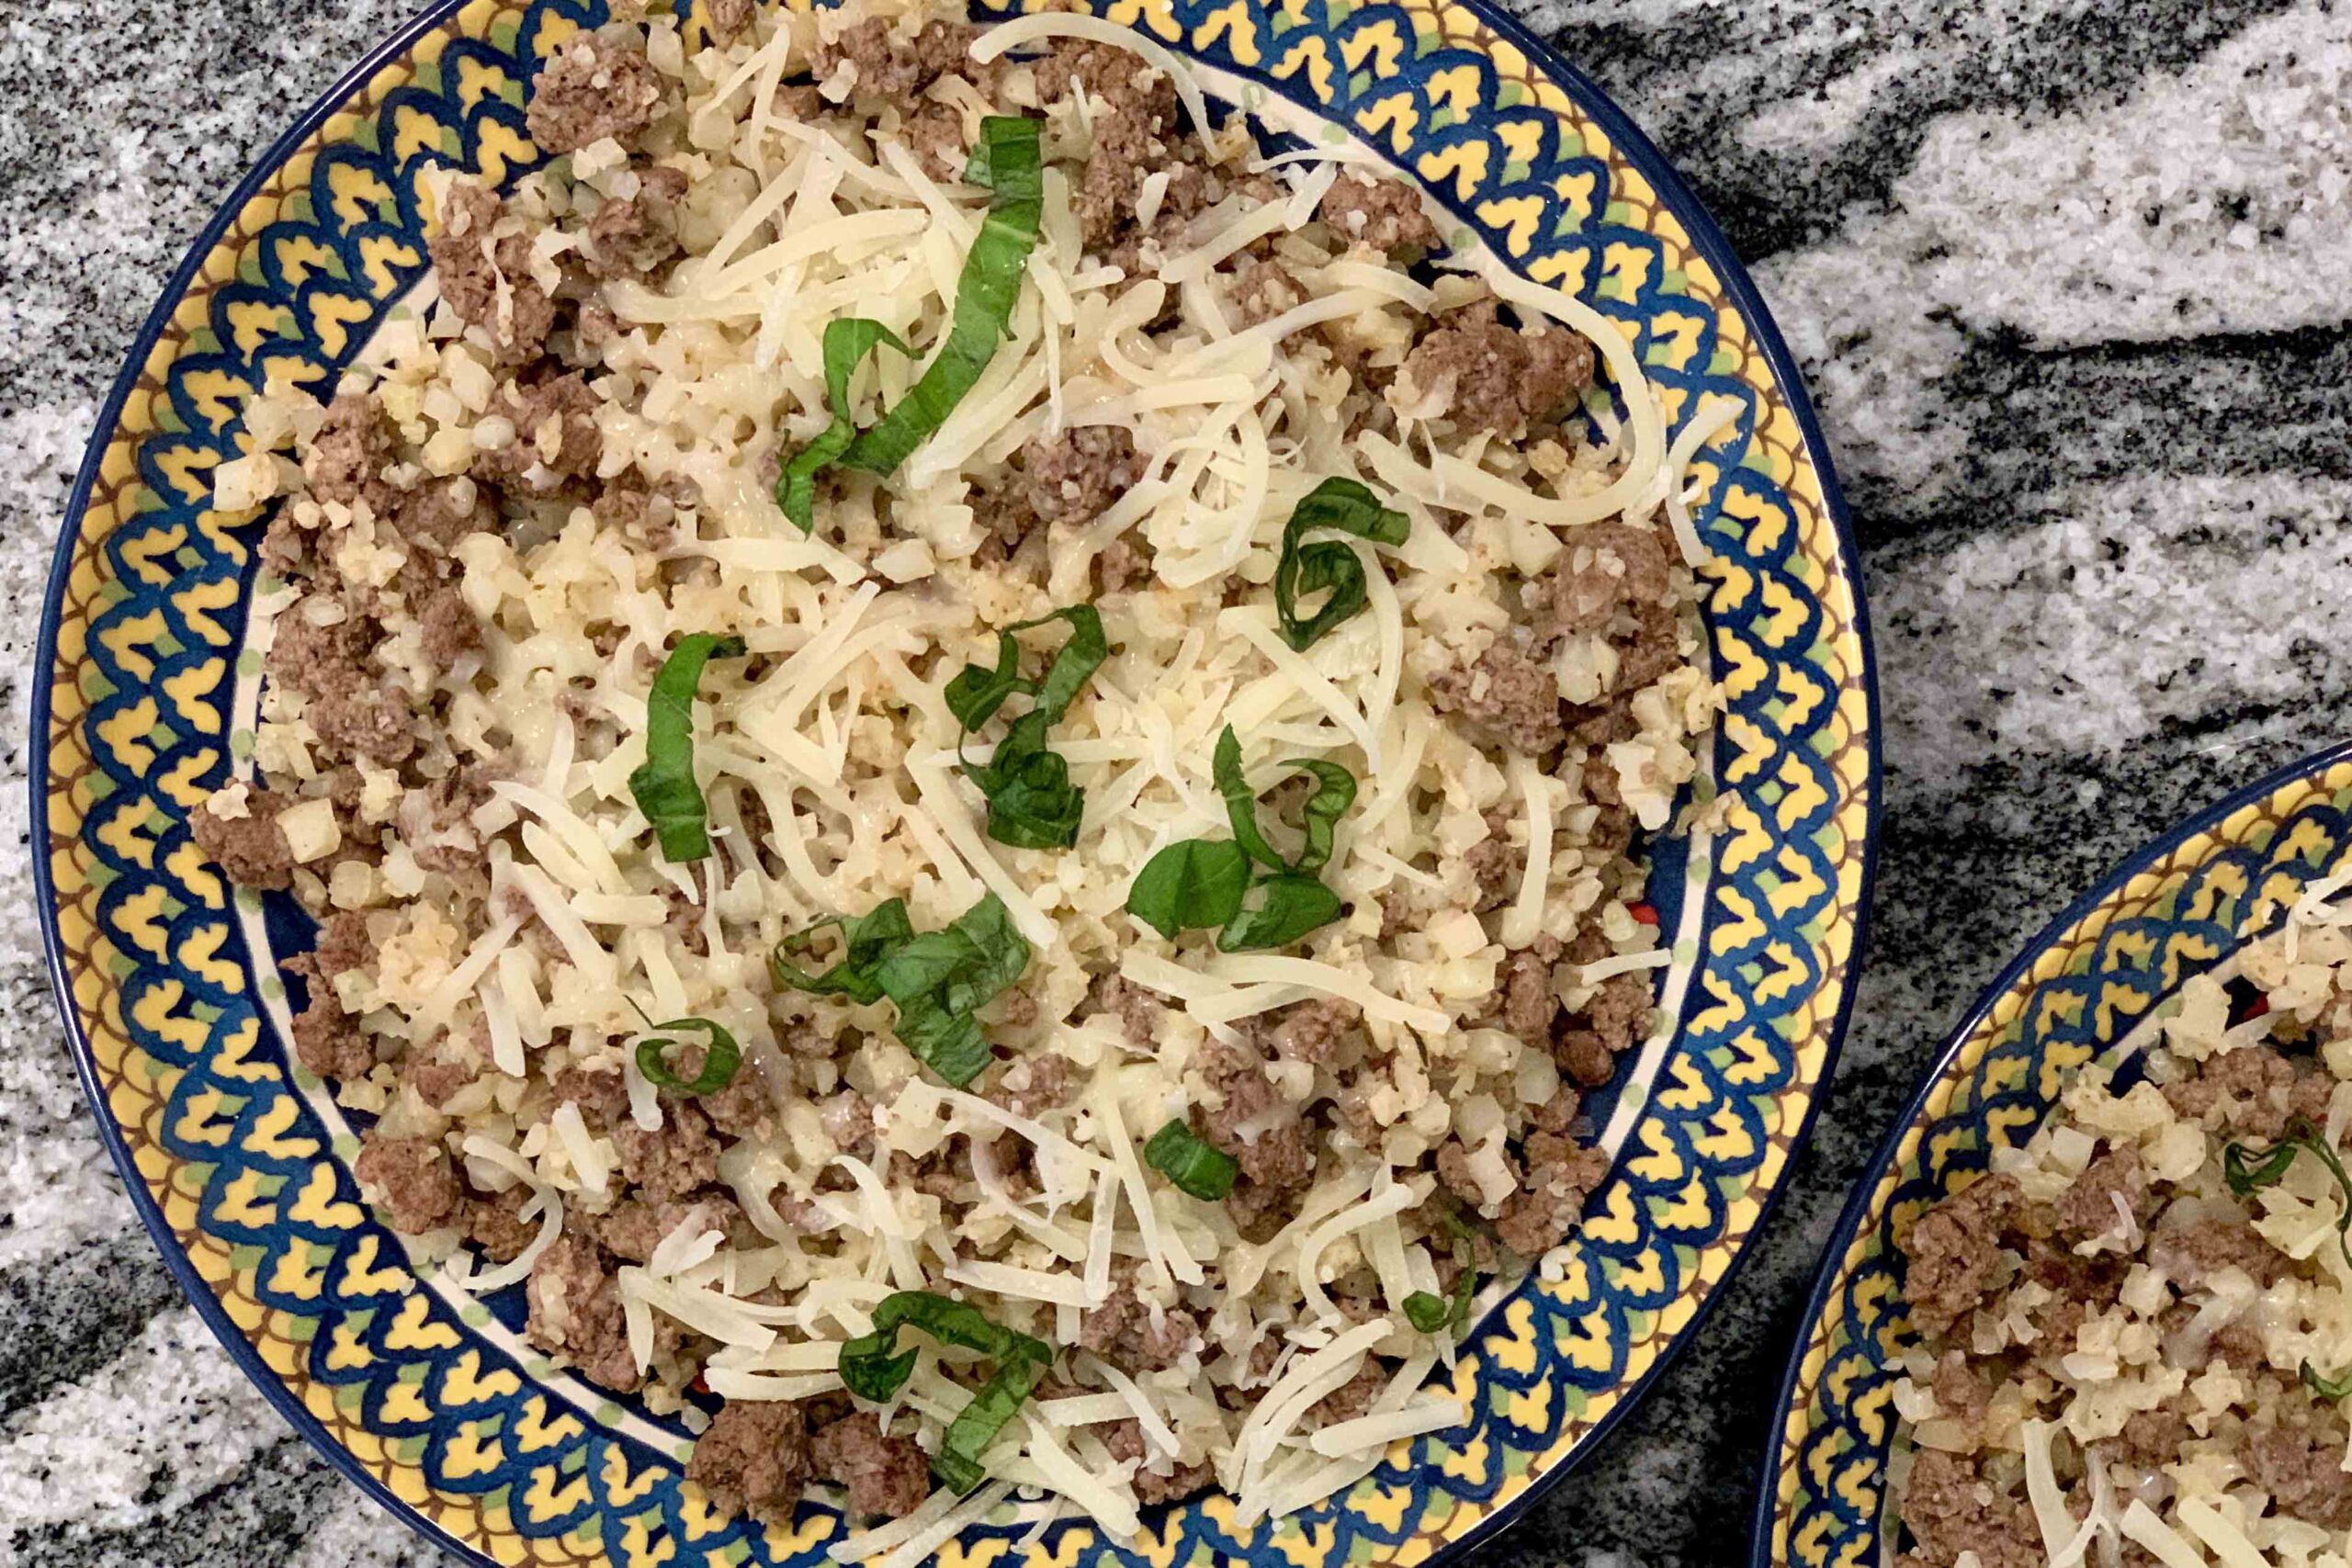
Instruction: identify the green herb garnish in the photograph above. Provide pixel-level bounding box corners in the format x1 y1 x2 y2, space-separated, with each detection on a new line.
1125 726 1353 952
769 899 917 1006
838 117 1042 479
2306 1360 2352 1401
775 317 908 533
2222 1122 2352 1270
837 1290 1054 1494
949 606 1107 851
1401 1266 1478 1335
627 633 747 862
773 894 1028 1088
632 1015 741 1094
1272 478 1410 651
1143 1118 1240 1201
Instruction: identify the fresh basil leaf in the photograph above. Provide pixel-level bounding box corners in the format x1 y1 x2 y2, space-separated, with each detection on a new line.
842 118 1042 476
2221 1127 2352 1271
1126 839 1250 939
946 627 1033 731
1211 726 1359 874
871 894 1030 1087
1401 1291 1453 1334
769 899 915 1005
1144 1117 1239 1201
626 633 747 862
891 1001 993 1089
1273 477 1409 650
1213 725 1290 873
836 1290 1051 1403
2307 1360 2352 1401
952 608 1106 851
633 1016 741 1094
935 1351 1049 1494
1217 872 1344 953
775 317 908 533
2223 1138 2301 1196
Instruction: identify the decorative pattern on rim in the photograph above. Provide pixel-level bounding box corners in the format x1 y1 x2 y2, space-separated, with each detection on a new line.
36 0 1871 1562
1766 751 2352 1568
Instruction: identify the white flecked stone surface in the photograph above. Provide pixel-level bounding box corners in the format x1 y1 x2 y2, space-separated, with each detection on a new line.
4 0 2349 1562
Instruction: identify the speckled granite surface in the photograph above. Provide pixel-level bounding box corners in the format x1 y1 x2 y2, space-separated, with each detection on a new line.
3 0 2348 1562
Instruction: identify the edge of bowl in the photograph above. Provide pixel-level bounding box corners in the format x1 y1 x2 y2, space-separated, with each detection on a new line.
1747 733 2352 1568
29 2 1881 1561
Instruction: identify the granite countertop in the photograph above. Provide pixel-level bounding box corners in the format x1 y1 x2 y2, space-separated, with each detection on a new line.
3 0 2348 1562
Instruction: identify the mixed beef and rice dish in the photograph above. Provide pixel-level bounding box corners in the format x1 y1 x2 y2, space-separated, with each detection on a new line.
194 0 1728 1540
1891 879 2352 1568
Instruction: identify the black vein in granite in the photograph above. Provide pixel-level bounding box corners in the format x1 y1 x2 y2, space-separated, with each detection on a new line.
0 1232 180 1433
1536 0 2309 263
9 1438 377 1568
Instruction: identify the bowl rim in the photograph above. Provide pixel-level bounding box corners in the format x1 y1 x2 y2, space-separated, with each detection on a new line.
1747 733 2352 1568
30 1 1881 1560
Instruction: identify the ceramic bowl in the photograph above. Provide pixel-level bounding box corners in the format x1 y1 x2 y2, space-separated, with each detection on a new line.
31 0 1875 1562
1758 740 2352 1568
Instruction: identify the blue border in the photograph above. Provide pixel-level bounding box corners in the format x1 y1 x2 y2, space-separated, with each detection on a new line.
1747 734 2352 1568
29 3 1880 1562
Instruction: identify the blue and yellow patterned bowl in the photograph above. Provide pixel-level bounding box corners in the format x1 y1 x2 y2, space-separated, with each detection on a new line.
30 0 1875 1562
1758 739 2352 1568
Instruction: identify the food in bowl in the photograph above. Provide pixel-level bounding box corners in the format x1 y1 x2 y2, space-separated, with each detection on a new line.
1889 878 2352 1567
192 0 1725 1539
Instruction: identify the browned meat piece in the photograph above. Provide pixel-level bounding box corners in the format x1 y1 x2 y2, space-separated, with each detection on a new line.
308 909 371 982
1396 300 1595 438
1465 807 1523 913
2118 1402 2190 1467
1035 41 1190 252
2243 1420 2352 1529
427 180 557 362
1082 971 1161 1047
902 97 973 184
303 392 395 508
2147 1213 2292 1288
810 18 976 99
550 1065 631 1129
812 1411 932 1518
1538 523 1673 645
1894 1449 2044 1568
1928 1349 1986 1430
690 1400 813 1525
527 35 664 154
705 0 754 39
1318 172 1440 256
1227 255 1304 328
391 474 501 557
2052 1144 2151 1243
612 1100 721 1201
1078 1282 1201 1371
1307 1360 1386 1426
481 372 602 490
283 953 376 1080
267 607 377 701
583 166 688 279
1552 970 1654 1089
2162 1046 2298 1140
988 1052 1080 1120
699 1060 777 1140
1493 1130 1609 1256
592 1194 740 1264
1103 1418 1214 1506
1092 535 1154 595
353 1133 461 1234
526 1231 640 1392
1526 1085 1581 1135
1498 946 1558 1053
1897 1172 2022 1339
191 790 297 890
1424 641 1565 755
1193 1037 1313 1190
1023 425 1142 526
406 1047 478 1110
415 583 482 667
308 686 418 766
1434 1138 1487 1210
466 1186 539 1262
1257 998 1362 1066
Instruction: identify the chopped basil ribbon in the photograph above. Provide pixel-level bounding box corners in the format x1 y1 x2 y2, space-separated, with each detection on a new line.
770 895 1028 1088
838 117 1042 478
1272 478 1410 650
627 633 747 862
769 899 916 1006
1125 839 1250 940
775 317 908 533
2306 1361 2352 1401
1125 726 1352 952
948 607 1108 850
1144 1118 1239 1201
632 1016 741 1094
1403 1244 1481 1335
2222 1122 2352 1270
836 1291 1054 1493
